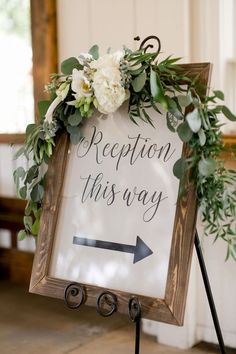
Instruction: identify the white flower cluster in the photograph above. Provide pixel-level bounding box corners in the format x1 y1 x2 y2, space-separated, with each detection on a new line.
45 50 130 123
71 50 129 114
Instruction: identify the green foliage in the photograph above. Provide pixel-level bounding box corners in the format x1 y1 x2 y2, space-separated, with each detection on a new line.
177 94 192 108
150 69 167 109
13 43 236 260
68 109 83 126
213 90 224 101
198 158 216 177
186 109 201 133
132 70 147 92
222 105 236 121
89 45 99 60
38 100 51 119
66 125 82 144
61 57 83 75
173 158 187 179
30 184 44 203
177 122 193 142
18 230 26 241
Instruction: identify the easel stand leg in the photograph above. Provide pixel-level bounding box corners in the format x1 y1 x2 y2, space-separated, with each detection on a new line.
195 232 227 354
128 297 141 354
135 317 141 354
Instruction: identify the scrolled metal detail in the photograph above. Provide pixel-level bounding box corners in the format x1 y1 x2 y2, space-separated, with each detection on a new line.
96 291 117 317
128 296 141 322
134 35 161 54
64 283 86 309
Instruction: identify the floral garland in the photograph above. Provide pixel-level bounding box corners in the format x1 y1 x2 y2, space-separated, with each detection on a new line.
14 41 236 259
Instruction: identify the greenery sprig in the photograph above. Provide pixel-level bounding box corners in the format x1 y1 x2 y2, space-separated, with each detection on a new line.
14 43 236 259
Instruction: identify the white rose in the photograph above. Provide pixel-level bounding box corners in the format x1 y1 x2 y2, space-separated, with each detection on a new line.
71 68 92 100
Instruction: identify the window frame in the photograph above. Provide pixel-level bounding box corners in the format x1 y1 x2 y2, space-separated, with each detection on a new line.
0 0 58 144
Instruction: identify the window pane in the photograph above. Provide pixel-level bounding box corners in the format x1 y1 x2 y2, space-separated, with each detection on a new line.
0 0 34 134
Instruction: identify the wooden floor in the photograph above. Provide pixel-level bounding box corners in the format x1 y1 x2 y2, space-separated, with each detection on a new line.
0 281 232 354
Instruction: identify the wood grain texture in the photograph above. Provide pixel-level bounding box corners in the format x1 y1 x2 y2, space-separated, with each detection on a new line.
0 248 34 284
30 64 211 325
30 0 58 120
0 134 25 145
0 197 33 284
164 62 212 325
30 132 70 290
0 197 27 248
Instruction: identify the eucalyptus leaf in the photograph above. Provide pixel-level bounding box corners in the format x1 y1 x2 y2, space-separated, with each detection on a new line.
132 70 147 92
88 44 99 59
70 132 82 145
222 105 236 121
25 165 38 184
19 186 27 199
13 167 26 183
67 125 82 144
166 113 176 132
198 158 216 177
24 216 33 231
61 57 82 75
150 69 167 109
173 157 187 179
66 125 80 135
177 94 192 108
30 184 44 202
177 122 193 142
68 110 82 126
25 201 37 216
18 230 27 241
186 108 201 133
198 128 206 146
14 146 25 160
166 97 183 120
150 68 158 98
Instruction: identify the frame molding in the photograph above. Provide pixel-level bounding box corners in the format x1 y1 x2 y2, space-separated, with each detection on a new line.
29 63 211 325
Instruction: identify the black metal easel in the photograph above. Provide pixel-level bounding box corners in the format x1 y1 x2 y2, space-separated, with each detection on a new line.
195 232 226 354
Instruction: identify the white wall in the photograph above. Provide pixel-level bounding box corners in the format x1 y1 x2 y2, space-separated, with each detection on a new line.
57 0 190 62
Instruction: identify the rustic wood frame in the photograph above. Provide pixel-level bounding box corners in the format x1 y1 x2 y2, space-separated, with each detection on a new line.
30 63 211 325
0 0 57 144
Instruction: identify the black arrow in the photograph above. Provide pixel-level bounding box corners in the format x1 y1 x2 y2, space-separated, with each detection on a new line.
73 236 153 264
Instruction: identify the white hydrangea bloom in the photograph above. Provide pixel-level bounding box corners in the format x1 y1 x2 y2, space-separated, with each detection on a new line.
90 51 129 114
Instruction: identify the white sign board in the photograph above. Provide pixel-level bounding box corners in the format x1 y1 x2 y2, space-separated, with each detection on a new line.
49 104 183 298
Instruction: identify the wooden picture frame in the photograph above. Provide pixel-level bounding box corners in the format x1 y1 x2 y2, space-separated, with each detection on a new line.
30 63 211 325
